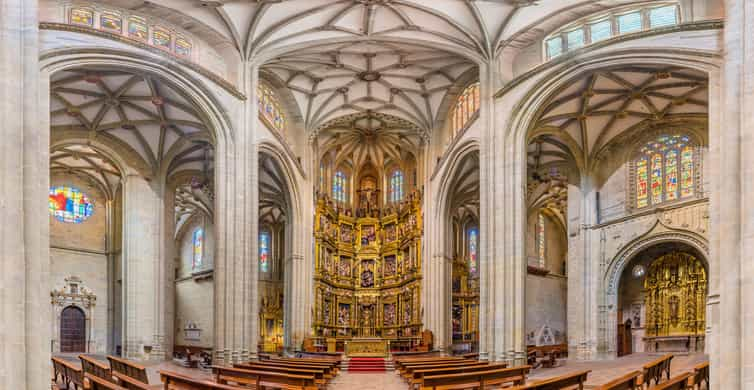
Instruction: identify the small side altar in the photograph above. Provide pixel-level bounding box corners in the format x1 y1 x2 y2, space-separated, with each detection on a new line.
344 338 389 357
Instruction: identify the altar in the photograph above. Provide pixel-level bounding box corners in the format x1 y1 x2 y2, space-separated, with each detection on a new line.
344 338 389 358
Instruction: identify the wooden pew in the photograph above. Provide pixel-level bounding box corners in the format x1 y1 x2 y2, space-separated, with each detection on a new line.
107 356 150 384
595 370 641 390
84 373 127 390
273 357 340 374
648 372 693 390
52 357 85 390
395 357 466 373
526 344 568 369
233 362 327 385
213 366 318 390
160 370 245 390
687 362 709 389
79 355 113 382
247 359 336 378
420 366 531 390
401 360 480 379
408 363 502 389
512 369 591 390
640 355 673 387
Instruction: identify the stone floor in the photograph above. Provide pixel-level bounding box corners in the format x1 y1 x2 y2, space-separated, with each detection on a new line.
53 352 707 390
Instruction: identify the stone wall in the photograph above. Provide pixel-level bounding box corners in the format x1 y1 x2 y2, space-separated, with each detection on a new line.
526 274 567 346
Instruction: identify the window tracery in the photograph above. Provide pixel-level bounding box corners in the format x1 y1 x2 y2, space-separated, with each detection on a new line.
537 213 546 269
468 228 478 277
333 171 347 203
632 134 697 210
192 228 204 270
545 3 679 60
451 82 480 140
390 170 404 203
259 230 270 273
49 186 95 224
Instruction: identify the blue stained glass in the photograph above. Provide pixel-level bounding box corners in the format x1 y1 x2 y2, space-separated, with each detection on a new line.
617 12 642 34
49 186 94 223
649 5 678 28
333 171 346 202
589 20 612 42
259 231 270 273
391 170 404 203
546 37 563 59
566 28 585 50
192 228 203 269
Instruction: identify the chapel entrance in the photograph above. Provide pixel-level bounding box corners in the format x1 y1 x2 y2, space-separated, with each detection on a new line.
60 306 86 353
617 243 707 355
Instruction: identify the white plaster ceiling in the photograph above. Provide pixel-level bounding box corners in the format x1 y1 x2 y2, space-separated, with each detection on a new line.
527 66 708 174
259 153 289 225
448 150 479 219
318 112 422 169
50 144 122 199
50 68 213 177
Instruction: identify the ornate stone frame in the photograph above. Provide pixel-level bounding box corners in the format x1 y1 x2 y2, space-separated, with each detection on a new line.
50 276 97 353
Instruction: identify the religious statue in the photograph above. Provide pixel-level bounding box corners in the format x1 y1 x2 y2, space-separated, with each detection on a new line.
338 257 351 277
384 224 396 242
361 262 374 288
338 304 350 327
383 304 396 326
340 225 353 243
323 301 331 325
384 256 396 277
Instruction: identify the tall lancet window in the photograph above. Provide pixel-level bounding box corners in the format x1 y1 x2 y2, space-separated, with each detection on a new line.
537 214 545 269
333 171 347 203
633 134 696 209
468 228 478 277
390 170 404 203
192 228 204 270
259 230 270 273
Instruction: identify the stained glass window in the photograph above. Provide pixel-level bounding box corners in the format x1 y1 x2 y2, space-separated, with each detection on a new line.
537 213 545 268
451 83 480 139
259 230 270 273
128 16 148 41
546 36 563 59
257 84 286 134
617 12 642 34
589 20 612 42
192 228 203 270
566 28 585 50
333 171 347 203
70 8 94 26
152 26 172 50
390 170 404 203
49 186 94 223
100 12 122 32
468 228 478 277
634 134 695 209
649 5 678 28
175 35 192 57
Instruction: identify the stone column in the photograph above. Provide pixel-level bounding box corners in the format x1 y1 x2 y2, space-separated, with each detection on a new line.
566 178 599 360
711 0 753 387
214 65 258 364
121 174 167 360
0 1 50 389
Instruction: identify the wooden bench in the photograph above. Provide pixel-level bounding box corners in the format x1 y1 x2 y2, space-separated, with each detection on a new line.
595 370 641 390
84 373 127 390
648 372 692 390
79 355 113 382
250 360 336 378
160 370 245 390
273 357 340 373
512 369 590 390
213 366 318 390
640 355 673 387
107 356 150 384
396 358 466 373
233 362 328 385
401 361 480 379
688 362 708 389
526 344 568 369
420 366 530 390
53 357 85 390
408 363 502 389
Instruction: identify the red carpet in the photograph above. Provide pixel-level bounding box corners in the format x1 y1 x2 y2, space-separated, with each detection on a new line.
347 357 386 372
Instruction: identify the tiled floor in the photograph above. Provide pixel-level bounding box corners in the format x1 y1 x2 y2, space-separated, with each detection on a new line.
53 352 707 390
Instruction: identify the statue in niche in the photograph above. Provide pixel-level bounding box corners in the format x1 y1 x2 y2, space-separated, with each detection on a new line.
384 256 396 277
337 304 350 327
669 295 680 325
403 304 411 325
360 304 375 335
384 224 396 242
340 225 353 243
338 257 351 277
361 225 376 246
361 262 374 287
323 300 331 325
383 304 396 326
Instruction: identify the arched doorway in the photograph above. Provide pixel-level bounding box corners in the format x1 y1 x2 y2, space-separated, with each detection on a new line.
60 306 86 353
617 243 707 355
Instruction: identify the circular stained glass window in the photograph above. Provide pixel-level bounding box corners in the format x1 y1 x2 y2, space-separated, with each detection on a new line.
48 186 94 223
632 265 646 278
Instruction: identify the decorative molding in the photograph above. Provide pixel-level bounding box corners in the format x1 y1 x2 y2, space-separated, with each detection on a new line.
39 23 246 100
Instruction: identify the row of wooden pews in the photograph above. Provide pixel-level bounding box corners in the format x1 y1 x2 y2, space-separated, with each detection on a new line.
52 355 161 390
394 355 532 390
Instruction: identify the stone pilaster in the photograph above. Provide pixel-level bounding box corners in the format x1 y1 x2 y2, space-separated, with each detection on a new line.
121 174 167 360
0 1 50 389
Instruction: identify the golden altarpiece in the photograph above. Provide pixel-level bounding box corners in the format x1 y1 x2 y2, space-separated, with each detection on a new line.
643 252 706 352
313 189 423 353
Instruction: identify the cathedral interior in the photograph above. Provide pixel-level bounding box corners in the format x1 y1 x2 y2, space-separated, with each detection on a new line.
3 0 752 389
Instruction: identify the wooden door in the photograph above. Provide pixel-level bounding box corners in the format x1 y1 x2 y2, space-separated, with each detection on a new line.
60 306 86 353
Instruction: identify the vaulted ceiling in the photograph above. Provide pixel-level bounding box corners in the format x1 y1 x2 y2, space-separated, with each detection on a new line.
50 144 122 200
527 66 708 175
259 153 290 225
447 151 479 220
50 68 214 178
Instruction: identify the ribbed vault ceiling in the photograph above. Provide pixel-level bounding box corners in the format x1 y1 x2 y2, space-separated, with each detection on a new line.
50 144 122 200
50 68 213 178
527 66 708 175
259 154 290 225
448 151 479 219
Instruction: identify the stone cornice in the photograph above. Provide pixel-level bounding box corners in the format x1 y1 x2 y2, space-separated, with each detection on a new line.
494 20 724 100
591 197 708 230
39 22 246 100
